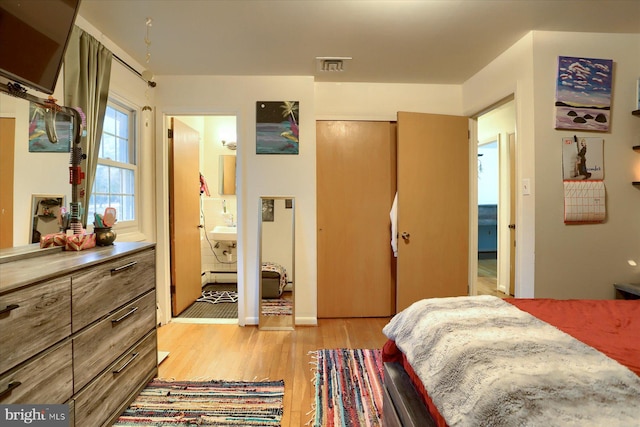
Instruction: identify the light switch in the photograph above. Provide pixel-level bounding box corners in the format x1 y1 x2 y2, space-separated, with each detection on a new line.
523 178 531 195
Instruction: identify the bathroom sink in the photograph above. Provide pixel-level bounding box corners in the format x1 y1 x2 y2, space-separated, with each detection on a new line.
210 225 237 243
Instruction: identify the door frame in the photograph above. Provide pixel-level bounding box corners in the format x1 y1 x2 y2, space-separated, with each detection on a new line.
469 95 517 297
155 110 243 326
468 119 479 296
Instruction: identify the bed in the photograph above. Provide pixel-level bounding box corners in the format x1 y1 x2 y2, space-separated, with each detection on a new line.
381 295 640 427
261 261 287 298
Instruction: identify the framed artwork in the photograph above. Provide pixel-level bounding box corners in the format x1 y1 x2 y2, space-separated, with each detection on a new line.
256 101 299 154
28 102 73 152
554 56 613 132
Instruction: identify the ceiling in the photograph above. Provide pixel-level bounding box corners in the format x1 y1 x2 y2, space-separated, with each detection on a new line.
79 0 640 85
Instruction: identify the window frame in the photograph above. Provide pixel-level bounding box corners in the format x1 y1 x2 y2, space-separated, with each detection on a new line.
89 97 140 234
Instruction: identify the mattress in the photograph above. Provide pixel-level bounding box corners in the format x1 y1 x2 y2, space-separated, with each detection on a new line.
382 298 640 426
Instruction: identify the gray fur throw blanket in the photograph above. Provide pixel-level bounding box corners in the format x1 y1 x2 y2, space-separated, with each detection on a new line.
383 295 640 427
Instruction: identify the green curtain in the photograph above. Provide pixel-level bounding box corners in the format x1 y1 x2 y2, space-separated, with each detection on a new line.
64 26 112 226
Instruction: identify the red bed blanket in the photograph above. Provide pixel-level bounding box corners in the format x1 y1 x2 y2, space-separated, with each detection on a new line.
382 298 640 427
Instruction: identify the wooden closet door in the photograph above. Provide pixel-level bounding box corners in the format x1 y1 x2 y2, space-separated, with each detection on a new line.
396 112 469 311
317 121 396 317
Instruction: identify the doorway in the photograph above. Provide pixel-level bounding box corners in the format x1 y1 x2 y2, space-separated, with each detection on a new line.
168 114 240 323
475 99 516 297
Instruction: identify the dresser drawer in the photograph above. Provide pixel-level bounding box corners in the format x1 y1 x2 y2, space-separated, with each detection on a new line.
73 290 156 391
71 249 155 332
0 276 71 374
74 330 157 427
0 341 73 404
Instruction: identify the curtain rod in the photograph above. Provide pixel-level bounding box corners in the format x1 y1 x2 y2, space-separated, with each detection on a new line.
113 54 156 88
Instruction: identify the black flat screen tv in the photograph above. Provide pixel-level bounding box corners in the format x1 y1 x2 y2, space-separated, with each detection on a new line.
0 0 81 95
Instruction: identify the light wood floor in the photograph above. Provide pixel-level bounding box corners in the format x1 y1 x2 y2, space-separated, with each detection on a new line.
157 317 391 427
477 257 510 298
158 260 505 424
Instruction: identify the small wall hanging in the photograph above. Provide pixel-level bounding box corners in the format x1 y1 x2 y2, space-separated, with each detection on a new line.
554 56 613 132
563 180 606 224
562 136 606 224
256 101 299 154
562 136 604 180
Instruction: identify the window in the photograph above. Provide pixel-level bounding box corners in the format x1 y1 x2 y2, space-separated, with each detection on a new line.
87 101 137 228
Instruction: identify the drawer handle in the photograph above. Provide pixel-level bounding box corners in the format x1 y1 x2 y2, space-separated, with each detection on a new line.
0 381 22 400
111 261 138 275
113 352 139 374
111 306 139 324
0 304 19 316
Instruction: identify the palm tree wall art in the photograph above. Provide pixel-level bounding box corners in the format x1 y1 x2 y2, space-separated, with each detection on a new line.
256 101 299 154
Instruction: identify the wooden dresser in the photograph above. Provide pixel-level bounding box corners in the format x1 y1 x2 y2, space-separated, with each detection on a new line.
0 242 157 427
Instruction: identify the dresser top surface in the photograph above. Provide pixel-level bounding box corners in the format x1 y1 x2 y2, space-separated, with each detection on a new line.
0 241 156 293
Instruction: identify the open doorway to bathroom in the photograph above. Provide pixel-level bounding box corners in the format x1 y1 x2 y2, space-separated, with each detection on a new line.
168 114 239 323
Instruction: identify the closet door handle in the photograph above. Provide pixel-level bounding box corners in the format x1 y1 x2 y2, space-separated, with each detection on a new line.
0 381 22 400
111 306 139 324
401 232 410 240
0 304 19 316
111 261 137 275
113 353 139 374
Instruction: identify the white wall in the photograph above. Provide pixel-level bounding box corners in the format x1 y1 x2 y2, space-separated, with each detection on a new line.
464 31 640 299
463 33 537 298
9 14 637 326
315 82 463 119
154 75 316 326
531 31 640 298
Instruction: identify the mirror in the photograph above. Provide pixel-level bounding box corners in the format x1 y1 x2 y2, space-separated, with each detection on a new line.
219 155 236 195
259 197 295 330
0 91 80 253
30 194 65 243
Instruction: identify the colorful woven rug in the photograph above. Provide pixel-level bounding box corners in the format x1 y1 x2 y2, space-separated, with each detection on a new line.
113 379 284 426
261 298 293 316
312 348 384 427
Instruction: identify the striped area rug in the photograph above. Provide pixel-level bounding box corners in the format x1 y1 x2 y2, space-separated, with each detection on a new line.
113 379 284 426
261 298 293 316
313 349 384 427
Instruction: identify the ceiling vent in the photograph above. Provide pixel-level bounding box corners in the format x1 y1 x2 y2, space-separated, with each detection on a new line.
316 57 352 73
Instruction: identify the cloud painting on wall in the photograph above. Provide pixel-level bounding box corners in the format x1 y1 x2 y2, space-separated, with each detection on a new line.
555 56 613 132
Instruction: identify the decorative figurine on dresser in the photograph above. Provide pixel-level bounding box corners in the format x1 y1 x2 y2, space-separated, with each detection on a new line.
0 242 158 427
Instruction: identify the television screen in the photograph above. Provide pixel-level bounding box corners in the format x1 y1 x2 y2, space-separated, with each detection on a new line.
0 0 81 95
